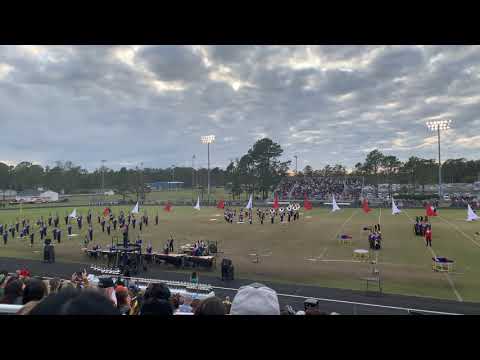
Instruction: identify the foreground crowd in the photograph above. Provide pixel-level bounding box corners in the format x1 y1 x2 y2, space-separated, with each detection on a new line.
0 270 336 315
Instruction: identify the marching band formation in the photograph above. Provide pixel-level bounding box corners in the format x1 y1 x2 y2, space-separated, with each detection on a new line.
223 203 302 225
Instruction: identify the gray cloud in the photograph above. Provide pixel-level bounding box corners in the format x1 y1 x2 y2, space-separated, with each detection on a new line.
0 45 479 171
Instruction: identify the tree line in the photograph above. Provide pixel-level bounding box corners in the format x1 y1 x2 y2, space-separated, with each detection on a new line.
1 143 479 199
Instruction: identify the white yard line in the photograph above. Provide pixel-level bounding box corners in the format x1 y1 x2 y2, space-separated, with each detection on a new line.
210 284 462 315
317 247 328 259
437 215 480 249
403 210 463 302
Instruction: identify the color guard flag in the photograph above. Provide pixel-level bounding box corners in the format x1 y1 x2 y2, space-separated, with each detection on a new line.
426 203 438 217
194 197 201 210
217 199 225 209
69 208 77 219
273 192 279 210
467 204 479 221
391 197 401 215
245 194 253 210
303 194 313 210
331 195 341 212
164 202 172 212
362 198 372 213
131 202 139 214
103 207 110 217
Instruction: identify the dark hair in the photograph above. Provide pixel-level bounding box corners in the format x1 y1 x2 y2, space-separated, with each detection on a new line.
171 293 181 310
144 283 171 302
116 289 129 307
194 297 226 315
28 288 80 315
59 290 120 315
0 279 24 304
23 278 47 304
140 299 173 315
49 278 61 293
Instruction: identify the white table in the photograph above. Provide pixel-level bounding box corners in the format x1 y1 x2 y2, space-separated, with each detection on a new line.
353 249 370 261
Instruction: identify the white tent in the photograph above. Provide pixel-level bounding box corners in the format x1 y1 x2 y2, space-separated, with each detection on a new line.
40 190 59 202
245 194 253 209
69 208 77 219
194 196 201 210
131 202 139 214
467 204 479 221
331 195 341 212
392 197 401 215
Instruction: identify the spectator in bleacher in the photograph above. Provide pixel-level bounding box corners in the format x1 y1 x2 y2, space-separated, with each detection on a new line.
0 278 24 305
144 283 171 303
115 285 131 315
97 276 117 306
171 293 181 313
191 298 201 314
60 290 121 315
28 287 79 315
222 296 232 313
194 296 226 315
139 298 173 315
190 271 199 284
22 278 47 305
0 270 8 298
49 278 61 293
230 283 280 315
177 294 193 313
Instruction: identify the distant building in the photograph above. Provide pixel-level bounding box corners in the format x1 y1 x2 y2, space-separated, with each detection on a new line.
147 181 184 190
104 190 115 196
16 189 42 203
40 190 59 202
0 190 17 200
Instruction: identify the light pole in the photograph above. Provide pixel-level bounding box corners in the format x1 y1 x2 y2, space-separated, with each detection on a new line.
192 155 196 201
101 160 106 203
140 162 144 203
201 135 215 206
426 120 452 198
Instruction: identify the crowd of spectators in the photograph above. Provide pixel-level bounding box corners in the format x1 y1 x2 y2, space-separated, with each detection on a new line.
276 177 363 201
450 196 479 209
0 269 338 315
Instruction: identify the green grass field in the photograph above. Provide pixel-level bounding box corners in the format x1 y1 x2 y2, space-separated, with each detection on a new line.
1 205 480 302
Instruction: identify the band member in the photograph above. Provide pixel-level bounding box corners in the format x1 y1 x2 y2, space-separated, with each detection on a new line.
249 212 253 224
3 230 8 245
270 208 275 224
101 219 106 232
15 221 20 233
48 216 52 227
113 218 118 230
98 215 101 224
107 223 111 236
54 216 59 228
0 223 3 236
57 229 62 243
52 228 57 241
88 226 93 242
64 215 69 225
155 214 159 225
279 207 285 223
145 215 149 226
261 211 265 225
169 237 174 252
132 217 136 229
425 225 432 247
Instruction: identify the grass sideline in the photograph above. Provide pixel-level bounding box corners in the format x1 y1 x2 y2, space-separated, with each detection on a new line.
0 205 479 302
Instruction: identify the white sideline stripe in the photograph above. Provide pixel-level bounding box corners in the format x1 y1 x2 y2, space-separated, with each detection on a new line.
403 210 463 303
437 215 480 249
210 285 462 315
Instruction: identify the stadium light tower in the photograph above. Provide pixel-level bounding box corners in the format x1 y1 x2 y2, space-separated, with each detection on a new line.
201 135 215 205
101 160 106 202
426 119 452 198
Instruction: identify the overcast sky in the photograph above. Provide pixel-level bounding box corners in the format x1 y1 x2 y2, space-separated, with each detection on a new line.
1 45 479 171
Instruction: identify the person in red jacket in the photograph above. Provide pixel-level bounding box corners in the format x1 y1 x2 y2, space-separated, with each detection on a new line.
425 226 432 247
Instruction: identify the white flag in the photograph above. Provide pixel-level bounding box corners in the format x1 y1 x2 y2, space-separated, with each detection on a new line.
392 197 401 215
194 196 201 210
245 194 253 209
331 195 341 212
69 208 77 219
131 202 139 214
467 204 479 221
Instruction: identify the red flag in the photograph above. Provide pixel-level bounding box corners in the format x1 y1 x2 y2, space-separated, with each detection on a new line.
426 203 437 217
164 202 172 212
273 193 279 209
304 194 313 210
217 199 225 209
103 207 110 217
362 198 372 213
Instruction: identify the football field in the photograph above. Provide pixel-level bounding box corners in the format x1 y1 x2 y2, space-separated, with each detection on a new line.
1 205 479 302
